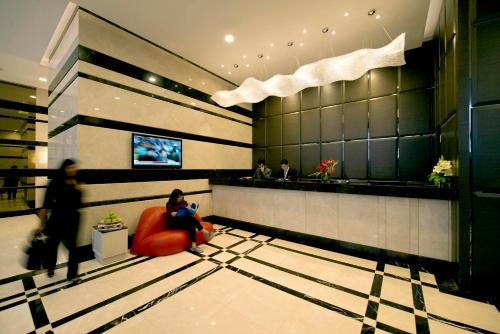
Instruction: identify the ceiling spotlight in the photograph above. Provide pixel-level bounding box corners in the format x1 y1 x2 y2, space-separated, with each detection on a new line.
376 15 381 19
221 64 225 68
233 64 239 68
245 64 250 67
302 29 307 33
29 95 37 99
368 9 376 16
287 41 294 47
322 27 329 33
266 56 270 60
228 71 232 75
344 12 349 16
257 54 264 58
331 30 336 35
148 76 156 83
60 110 65 113
94 107 100 111
243 55 247 59
269 43 274 47
114 96 120 100
299 43 304 47
202 81 206 85
224 34 235 43
39 77 47 82
51 115 56 119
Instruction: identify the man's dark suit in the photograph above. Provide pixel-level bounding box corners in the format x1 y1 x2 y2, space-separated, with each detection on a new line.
278 167 298 180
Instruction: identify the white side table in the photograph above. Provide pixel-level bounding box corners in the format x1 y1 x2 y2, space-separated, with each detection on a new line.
92 226 128 264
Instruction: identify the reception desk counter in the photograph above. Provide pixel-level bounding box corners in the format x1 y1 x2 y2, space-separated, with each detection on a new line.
210 178 457 262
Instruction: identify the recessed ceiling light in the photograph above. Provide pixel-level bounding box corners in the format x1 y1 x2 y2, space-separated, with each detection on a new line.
233 64 239 68
331 30 336 35
322 27 329 33
299 43 304 47
51 115 56 119
368 9 376 16
266 56 270 60
243 55 247 59
148 76 156 83
376 15 381 19
257 54 264 58
245 64 250 68
344 12 349 16
269 43 274 47
114 96 120 100
94 107 100 111
60 110 64 113
287 41 294 47
29 95 36 99
38 77 47 82
302 29 307 33
224 34 235 43
221 64 225 68
202 82 206 85
228 71 232 75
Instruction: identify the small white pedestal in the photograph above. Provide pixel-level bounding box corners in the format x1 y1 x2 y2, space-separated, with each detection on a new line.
92 226 128 264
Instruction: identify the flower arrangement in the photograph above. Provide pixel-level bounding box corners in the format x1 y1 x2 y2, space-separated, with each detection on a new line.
309 159 338 183
428 155 454 187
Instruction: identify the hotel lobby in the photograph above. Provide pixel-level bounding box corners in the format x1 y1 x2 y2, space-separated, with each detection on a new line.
0 0 499 333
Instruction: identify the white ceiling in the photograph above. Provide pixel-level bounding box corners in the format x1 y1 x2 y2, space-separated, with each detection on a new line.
0 0 438 90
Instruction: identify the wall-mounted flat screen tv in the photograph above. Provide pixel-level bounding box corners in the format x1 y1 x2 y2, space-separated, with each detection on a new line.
132 133 182 168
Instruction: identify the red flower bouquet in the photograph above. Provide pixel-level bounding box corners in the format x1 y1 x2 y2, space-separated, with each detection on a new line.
309 159 338 182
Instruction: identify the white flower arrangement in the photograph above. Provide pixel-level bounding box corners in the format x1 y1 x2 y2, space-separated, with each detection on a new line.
428 156 454 186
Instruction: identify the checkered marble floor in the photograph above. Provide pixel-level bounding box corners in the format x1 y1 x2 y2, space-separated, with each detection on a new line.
0 219 499 334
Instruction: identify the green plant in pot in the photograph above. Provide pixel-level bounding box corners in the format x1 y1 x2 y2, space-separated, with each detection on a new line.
102 212 121 224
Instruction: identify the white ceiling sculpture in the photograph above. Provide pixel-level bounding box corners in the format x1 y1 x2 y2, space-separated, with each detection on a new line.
212 33 406 107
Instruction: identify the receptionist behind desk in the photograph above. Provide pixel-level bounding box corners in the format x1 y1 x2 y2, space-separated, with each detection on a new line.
253 158 272 179
278 158 297 180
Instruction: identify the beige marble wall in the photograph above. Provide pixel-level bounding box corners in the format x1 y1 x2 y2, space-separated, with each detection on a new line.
212 186 456 261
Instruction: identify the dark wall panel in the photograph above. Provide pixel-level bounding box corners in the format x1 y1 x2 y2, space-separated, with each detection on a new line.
301 108 320 143
267 146 282 174
370 67 397 97
266 116 281 146
253 118 266 147
268 96 281 116
472 107 500 190
283 93 300 113
253 148 266 166
321 81 342 106
440 113 458 163
399 136 432 180
283 145 300 177
474 20 500 104
401 46 434 91
369 95 397 138
321 105 342 142
254 101 266 119
345 74 368 102
301 144 320 177
282 113 300 145
399 90 431 135
321 142 342 178
344 101 368 140
370 138 397 179
344 140 367 179
302 87 320 110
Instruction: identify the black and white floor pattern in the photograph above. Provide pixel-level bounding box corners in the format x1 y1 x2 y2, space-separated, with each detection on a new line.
0 221 499 333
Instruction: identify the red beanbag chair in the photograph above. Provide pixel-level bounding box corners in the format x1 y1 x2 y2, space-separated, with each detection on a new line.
130 206 214 256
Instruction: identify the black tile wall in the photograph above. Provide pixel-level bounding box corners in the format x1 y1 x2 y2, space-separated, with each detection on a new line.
344 101 368 140
253 43 436 181
282 113 300 145
301 144 321 177
369 96 397 138
282 93 300 113
253 148 266 166
370 138 397 179
254 101 266 119
344 140 368 179
399 90 431 135
345 74 369 102
321 105 342 142
301 108 320 143
253 118 266 147
474 19 500 104
320 81 342 106
301 87 320 110
399 136 432 181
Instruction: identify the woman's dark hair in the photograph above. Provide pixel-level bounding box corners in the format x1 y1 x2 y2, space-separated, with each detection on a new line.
257 158 265 165
168 188 184 206
54 159 77 182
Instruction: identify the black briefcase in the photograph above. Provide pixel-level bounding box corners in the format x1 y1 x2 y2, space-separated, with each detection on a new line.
24 233 48 270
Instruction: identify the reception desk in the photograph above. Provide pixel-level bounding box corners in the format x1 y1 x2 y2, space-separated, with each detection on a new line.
210 178 457 262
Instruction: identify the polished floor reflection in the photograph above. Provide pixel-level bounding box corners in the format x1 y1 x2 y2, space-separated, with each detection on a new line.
0 215 499 333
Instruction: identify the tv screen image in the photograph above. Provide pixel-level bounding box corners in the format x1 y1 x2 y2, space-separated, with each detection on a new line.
132 133 182 168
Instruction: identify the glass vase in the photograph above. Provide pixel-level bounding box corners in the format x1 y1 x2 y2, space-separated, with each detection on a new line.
320 174 330 184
